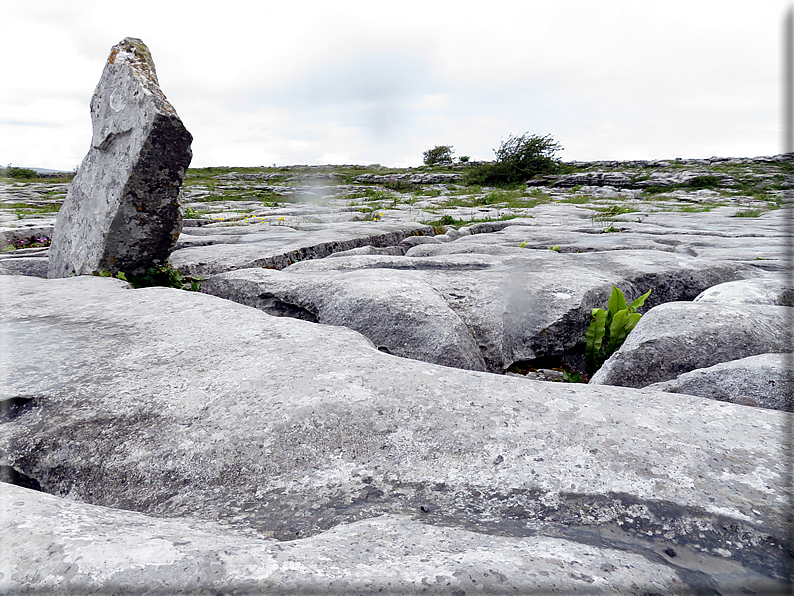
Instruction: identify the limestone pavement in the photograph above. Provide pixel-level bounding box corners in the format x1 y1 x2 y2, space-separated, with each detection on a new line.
0 154 792 593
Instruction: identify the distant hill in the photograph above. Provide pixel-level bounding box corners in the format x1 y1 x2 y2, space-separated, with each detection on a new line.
28 167 73 175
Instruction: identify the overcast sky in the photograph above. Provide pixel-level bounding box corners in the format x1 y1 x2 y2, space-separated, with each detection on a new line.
2 1 790 170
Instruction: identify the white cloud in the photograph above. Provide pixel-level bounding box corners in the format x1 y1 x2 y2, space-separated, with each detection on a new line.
1 0 790 169
410 94 453 112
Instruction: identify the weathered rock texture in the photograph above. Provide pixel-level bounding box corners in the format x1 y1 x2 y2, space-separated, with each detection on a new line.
203 248 754 373
170 221 433 276
694 277 794 306
0 255 48 278
646 353 793 411
201 266 489 371
5 482 772 595
590 302 792 388
355 172 462 184
0 275 789 593
47 38 192 278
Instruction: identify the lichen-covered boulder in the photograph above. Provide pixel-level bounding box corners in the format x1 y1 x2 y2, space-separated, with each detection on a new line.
48 37 192 278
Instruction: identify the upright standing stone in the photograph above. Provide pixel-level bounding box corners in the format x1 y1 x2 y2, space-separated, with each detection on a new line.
48 38 192 278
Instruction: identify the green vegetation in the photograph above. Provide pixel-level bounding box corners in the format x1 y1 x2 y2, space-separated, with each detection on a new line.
2 202 62 219
426 214 460 228
733 208 765 217
94 262 201 291
0 167 75 182
465 133 563 187
418 188 443 197
4 234 51 250
383 179 419 193
423 145 454 165
677 204 721 213
93 270 129 281
590 205 636 220
447 185 481 196
3 202 60 212
421 213 517 230
562 370 584 383
5 167 37 179
480 189 526 204
686 175 722 189
190 189 287 203
346 188 396 201
558 195 592 204
585 286 651 376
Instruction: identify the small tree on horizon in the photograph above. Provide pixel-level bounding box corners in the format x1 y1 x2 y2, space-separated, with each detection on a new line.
423 145 454 165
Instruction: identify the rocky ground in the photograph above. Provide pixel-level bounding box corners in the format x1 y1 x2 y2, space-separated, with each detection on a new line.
0 156 792 594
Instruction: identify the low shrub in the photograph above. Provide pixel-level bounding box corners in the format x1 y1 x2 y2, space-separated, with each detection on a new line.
5 167 38 179
465 133 562 187
383 180 419 193
686 175 722 189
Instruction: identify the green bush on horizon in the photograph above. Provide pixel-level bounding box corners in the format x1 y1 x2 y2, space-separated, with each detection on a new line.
465 133 563 187
423 145 455 165
4 167 38 179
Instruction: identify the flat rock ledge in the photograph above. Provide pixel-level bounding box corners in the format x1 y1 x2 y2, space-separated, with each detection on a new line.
170 221 433 276
0 275 789 594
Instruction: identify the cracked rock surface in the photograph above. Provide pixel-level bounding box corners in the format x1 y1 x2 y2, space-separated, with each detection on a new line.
6 482 755 595
0 275 789 594
1 152 792 592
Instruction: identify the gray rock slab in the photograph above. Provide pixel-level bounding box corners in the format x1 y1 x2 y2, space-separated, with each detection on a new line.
48 38 192 278
646 353 793 411
201 267 488 371
407 215 786 270
0 275 787 589
590 302 792 388
399 235 442 248
491 204 785 240
694 277 794 306
355 172 462 184
329 245 406 257
170 221 433 275
0 256 48 277
257 249 757 372
621 207 786 237
6 483 760 596
173 224 307 249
